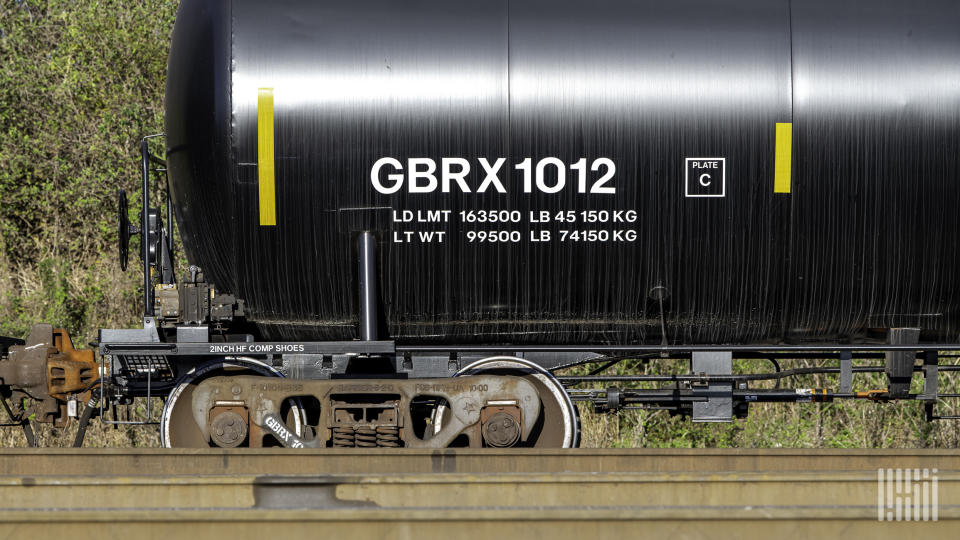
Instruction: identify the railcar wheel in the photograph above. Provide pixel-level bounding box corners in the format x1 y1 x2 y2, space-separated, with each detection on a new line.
160 357 305 448
435 356 580 448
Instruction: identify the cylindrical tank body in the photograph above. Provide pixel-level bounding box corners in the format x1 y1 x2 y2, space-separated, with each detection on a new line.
165 0 960 344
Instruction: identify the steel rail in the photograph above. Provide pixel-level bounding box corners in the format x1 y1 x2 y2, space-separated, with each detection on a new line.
0 448 959 476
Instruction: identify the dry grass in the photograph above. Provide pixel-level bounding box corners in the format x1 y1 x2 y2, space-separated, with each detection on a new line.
572 357 960 449
0 399 162 448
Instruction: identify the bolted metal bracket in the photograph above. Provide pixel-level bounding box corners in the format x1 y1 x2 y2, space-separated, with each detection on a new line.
885 328 920 398
839 351 853 394
691 351 733 422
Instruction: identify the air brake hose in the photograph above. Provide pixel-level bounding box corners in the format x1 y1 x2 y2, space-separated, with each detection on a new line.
73 397 101 448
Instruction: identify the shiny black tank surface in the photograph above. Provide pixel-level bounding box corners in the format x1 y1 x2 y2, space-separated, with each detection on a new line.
165 0 960 344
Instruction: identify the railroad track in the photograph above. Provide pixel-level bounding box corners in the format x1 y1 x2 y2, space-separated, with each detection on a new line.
0 449 957 539
3 447 960 475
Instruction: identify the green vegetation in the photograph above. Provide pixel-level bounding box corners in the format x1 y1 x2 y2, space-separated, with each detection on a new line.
0 1 957 448
0 0 177 447
0 0 177 344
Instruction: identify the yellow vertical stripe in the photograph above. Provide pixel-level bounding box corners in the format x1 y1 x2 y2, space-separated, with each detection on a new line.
774 122 793 194
257 88 276 226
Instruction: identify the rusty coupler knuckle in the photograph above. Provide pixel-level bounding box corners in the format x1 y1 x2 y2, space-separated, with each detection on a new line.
0 324 99 426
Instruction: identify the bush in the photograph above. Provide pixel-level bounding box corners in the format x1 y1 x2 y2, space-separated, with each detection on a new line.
0 0 178 343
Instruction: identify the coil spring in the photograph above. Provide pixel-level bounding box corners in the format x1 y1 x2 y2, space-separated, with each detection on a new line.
332 426 356 447
376 426 401 447
355 427 378 447
332 426 403 447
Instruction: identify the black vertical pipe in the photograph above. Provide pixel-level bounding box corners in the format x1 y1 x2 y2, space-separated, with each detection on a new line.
163 174 175 286
357 231 379 341
141 138 153 317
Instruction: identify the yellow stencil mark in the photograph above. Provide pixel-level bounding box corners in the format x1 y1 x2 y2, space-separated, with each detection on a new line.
774 122 792 194
258 88 276 226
